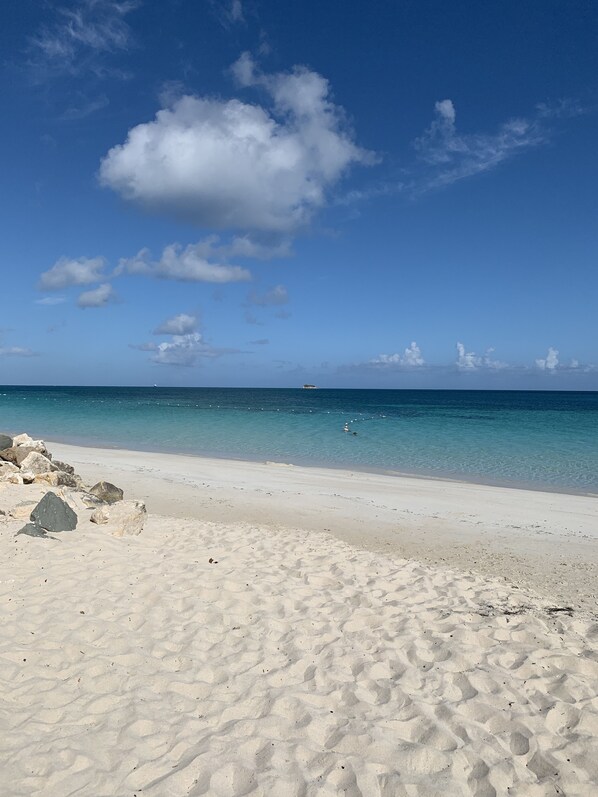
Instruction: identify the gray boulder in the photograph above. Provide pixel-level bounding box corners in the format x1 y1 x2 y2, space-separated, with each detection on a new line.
0 434 13 450
89 481 124 504
30 492 78 532
53 460 75 475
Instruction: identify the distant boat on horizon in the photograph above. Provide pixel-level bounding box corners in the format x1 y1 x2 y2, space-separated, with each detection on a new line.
302 384 318 389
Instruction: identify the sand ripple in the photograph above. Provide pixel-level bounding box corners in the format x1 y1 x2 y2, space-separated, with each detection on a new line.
1 513 597 796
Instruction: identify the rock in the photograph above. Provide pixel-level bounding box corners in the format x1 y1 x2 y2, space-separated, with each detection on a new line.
20 471 36 484
30 491 78 532
34 471 79 488
19 451 54 475
17 523 50 538
0 433 13 450
12 433 33 446
0 472 23 485
0 461 18 476
0 447 18 464
76 492 104 509
53 460 75 475
90 499 146 537
15 444 52 466
89 481 124 504
61 490 100 514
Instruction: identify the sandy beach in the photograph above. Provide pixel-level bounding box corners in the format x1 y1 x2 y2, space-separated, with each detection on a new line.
1 440 598 796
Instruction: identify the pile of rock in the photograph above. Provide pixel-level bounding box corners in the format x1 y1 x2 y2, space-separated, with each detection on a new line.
1 432 146 538
0 432 80 488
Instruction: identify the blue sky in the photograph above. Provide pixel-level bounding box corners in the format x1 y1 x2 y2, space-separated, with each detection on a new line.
1 0 597 388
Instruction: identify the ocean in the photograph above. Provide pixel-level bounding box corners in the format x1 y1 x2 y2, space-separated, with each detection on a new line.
1 386 597 493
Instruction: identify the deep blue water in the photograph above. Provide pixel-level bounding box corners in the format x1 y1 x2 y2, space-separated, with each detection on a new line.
1 386 597 492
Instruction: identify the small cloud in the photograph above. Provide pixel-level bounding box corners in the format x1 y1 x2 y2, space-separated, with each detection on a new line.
535 98 585 119
134 333 239 367
28 0 139 80
456 342 508 371
250 338 269 345
371 342 425 368
244 311 263 326
247 285 289 306
0 346 37 357
77 282 117 308
61 93 109 121
39 256 106 290
274 309 292 320
535 347 559 371
413 99 545 192
210 0 246 29
153 313 198 335
35 296 67 306
118 243 251 283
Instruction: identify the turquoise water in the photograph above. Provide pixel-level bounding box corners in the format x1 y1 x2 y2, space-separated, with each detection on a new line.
1 386 597 492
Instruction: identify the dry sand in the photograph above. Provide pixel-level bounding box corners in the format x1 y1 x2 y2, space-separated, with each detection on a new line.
1 442 597 796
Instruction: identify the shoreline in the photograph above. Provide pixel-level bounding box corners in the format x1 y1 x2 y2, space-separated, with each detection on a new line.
38 433 597 498
50 439 598 617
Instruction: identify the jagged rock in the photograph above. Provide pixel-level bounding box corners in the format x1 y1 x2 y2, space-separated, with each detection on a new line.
16 445 52 466
30 492 78 532
53 460 75 475
10 501 39 520
90 499 146 537
0 472 24 485
0 447 18 464
61 489 101 514
34 471 79 488
0 461 18 476
12 433 33 446
89 481 124 504
19 451 54 475
20 471 36 484
0 433 13 450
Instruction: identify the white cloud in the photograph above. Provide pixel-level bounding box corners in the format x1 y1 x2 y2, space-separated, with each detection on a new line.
372 342 425 367
203 234 293 261
39 256 106 290
118 243 251 283
0 346 37 358
414 100 544 191
133 333 239 367
30 0 138 76
535 347 559 371
35 296 67 306
210 0 245 29
99 55 374 233
77 282 117 308
153 313 197 335
456 342 508 370
248 285 289 306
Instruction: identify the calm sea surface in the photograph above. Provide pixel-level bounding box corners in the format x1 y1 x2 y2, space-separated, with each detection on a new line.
1 386 597 492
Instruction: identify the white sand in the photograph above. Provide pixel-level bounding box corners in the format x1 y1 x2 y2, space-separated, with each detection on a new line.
1 442 597 796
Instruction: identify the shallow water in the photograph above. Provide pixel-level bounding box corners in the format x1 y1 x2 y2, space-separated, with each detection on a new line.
1 386 597 492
